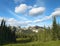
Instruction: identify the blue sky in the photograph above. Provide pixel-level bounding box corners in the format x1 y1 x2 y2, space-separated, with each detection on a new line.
0 0 60 27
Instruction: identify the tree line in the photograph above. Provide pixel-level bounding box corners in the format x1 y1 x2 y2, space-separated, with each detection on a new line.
0 16 60 45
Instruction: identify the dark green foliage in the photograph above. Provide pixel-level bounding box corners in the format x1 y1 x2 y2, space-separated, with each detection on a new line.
11 27 16 42
0 19 16 44
52 16 60 40
52 16 57 40
57 23 60 40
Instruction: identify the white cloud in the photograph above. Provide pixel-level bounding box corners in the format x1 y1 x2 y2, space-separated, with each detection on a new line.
0 17 3 22
15 4 28 13
55 8 60 11
7 18 16 22
15 4 32 13
51 8 60 16
29 7 45 16
15 4 45 16
7 18 31 26
0 17 32 26
34 8 60 23
6 18 19 26
34 16 51 23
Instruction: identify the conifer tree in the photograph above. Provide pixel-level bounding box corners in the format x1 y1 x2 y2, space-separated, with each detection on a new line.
52 16 58 40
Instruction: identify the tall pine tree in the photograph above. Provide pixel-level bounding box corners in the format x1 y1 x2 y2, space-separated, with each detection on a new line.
52 16 58 40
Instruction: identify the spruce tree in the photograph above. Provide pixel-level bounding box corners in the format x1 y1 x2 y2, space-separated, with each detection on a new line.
52 16 58 40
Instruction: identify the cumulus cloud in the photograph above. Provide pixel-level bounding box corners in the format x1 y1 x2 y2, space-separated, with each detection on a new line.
29 7 45 16
15 4 32 13
15 4 28 13
15 4 45 16
34 8 60 23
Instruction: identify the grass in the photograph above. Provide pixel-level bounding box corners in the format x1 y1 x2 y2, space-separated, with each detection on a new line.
3 38 60 46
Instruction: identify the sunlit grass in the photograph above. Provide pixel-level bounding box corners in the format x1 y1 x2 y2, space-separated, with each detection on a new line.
3 40 60 46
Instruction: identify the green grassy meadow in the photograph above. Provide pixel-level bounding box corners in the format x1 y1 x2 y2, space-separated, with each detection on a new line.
3 38 60 46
